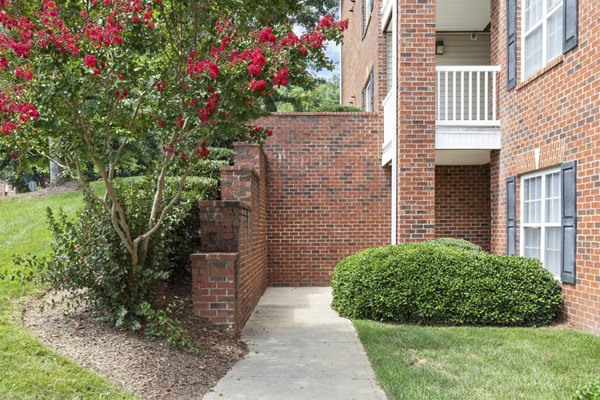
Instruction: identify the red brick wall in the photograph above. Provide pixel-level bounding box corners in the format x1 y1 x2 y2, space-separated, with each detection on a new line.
435 165 491 251
225 144 268 329
341 0 386 111
395 0 437 242
191 144 268 332
490 0 600 332
259 113 391 286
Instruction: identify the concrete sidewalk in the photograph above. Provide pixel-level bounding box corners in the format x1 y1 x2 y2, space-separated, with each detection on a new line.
203 287 387 400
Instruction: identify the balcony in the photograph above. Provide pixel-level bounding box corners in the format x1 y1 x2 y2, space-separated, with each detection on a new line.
382 65 501 165
435 65 501 150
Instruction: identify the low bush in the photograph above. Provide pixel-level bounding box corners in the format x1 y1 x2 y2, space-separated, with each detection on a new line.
575 382 600 400
17 175 217 327
427 238 483 252
14 170 219 349
331 242 562 326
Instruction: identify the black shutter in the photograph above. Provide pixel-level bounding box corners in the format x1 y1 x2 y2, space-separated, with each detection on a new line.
506 176 517 255
506 0 517 91
561 161 577 284
563 0 579 53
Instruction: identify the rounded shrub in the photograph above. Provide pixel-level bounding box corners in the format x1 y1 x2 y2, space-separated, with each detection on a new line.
427 238 483 252
331 243 562 326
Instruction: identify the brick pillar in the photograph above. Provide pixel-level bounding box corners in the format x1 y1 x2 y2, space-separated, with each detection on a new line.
191 143 268 333
227 143 268 329
191 253 238 329
396 0 437 241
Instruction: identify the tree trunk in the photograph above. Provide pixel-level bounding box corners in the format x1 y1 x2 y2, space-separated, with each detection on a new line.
49 138 64 187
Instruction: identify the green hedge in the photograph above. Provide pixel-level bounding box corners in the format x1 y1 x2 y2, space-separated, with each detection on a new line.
427 238 483 252
331 242 562 326
575 382 600 400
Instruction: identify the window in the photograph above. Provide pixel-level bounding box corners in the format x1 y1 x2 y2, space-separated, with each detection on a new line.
386 32 393 95
362 69 374 112
362 0 373 36
521 168 561 277
522 0 563 79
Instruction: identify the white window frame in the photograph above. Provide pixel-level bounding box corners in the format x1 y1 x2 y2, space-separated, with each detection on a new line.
363 70 374 112
386 32 393 95
521 0 563 80
520 167 561 278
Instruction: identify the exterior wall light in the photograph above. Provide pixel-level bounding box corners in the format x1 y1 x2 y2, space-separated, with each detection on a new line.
436 40 444 55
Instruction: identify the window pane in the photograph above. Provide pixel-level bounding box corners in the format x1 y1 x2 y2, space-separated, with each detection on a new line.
547 7 563 61
546 172 560 197
547 0 562 12
524 227 541 259
546 172 561 223
546 198 560 223
525 27 543 78
545 227 562 277
524 176 542 223
363 77 373 112
525 0 543 31
524 176 542 201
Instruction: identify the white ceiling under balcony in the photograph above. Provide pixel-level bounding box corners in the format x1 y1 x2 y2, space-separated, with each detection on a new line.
437 0 491 31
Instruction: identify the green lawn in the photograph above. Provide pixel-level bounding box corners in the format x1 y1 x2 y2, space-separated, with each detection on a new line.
0 189 136 399
355 320 600 400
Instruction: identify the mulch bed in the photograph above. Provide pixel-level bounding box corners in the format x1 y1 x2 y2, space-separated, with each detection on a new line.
23 282 247 400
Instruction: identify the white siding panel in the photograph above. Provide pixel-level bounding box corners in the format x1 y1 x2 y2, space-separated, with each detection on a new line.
435 33 491 66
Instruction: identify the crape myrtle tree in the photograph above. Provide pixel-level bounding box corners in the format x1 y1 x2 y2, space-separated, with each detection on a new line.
0 0 346 321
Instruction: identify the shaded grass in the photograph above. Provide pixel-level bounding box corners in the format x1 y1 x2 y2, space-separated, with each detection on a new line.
355 320 600 400
0 186 137 399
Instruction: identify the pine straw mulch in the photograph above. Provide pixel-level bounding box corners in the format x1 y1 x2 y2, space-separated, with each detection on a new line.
22 282 247 400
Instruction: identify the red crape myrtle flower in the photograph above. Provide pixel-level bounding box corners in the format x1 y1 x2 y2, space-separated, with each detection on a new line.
0 0 348 162
84 54 98 68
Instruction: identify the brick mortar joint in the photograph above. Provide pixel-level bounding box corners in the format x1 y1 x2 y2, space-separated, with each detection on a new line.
197 200 252 211
220 166 260 182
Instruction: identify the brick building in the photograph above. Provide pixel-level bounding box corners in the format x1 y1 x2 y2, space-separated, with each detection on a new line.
192 0 598 334
339 0 598 332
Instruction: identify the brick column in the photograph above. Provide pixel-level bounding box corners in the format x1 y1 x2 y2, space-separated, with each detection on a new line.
191 253 238 329
191 143 268 333
396 0 437 241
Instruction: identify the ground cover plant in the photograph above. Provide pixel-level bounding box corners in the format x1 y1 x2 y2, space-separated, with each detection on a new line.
332 241 562 326
355 321 600 400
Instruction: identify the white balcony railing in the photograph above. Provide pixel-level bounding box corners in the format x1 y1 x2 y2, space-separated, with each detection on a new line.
381 90 396 165
436 66 501 126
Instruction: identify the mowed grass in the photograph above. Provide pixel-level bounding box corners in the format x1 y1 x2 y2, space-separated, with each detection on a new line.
0 187 136 399
355 320 600 400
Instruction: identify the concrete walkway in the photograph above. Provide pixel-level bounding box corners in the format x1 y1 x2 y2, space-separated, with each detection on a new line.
203 287 387 400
